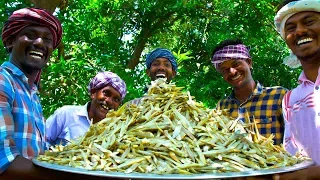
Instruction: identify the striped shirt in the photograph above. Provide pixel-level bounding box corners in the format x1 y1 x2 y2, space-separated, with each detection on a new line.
282 69 320 165
216 82 287 145
0 62 45 174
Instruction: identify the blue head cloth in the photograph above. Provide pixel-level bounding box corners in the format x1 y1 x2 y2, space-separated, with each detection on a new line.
145 48 178 71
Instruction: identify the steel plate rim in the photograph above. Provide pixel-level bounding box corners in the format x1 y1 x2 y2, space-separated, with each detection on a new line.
32 158 314 179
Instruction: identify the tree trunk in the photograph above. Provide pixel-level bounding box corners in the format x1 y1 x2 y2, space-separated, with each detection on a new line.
27 0 61 13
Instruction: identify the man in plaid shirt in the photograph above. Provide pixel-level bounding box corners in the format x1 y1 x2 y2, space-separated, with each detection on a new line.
211 39 288 145
0 8 119 180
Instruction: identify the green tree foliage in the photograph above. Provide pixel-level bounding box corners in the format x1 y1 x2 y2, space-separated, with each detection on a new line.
0 0 301 118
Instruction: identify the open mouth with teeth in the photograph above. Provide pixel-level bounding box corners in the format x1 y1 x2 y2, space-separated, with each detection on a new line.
156 73 166 79
297 38 313 46
29 50 44 59
231 74 241 81
101 104 110 111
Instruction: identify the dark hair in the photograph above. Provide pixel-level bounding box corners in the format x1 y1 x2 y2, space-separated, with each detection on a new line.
211 39 244 57
277 0 299 11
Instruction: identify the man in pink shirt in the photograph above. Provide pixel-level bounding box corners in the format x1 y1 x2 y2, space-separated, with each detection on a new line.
273 0 320 179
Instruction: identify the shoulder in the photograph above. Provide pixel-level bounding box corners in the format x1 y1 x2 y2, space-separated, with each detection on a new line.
217 96 232 107
263 86 288 94
54 105 83 114
0 66 13 84
48 105 83 119
0 66 16 98
128 97 143 105
283 85 307 106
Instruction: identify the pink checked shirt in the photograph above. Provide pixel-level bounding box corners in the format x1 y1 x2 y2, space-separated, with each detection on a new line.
282 69 320 165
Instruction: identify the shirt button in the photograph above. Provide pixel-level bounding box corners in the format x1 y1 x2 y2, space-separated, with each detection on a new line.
316 86 319 90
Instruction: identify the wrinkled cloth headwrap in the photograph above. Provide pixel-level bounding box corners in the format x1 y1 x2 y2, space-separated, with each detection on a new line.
88 71 127 100
274 0 320 68
211 44 251 69
2 7 63 49
146 48 178 71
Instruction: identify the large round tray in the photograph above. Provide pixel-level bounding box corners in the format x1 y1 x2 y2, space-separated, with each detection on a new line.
32 158 314 179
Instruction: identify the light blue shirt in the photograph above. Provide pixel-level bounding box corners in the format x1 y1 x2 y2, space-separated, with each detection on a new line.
45 103 91 146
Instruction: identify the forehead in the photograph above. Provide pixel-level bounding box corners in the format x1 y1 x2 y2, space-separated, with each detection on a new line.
152 57 170 63
286 11 320 25
18 25 52 36
99 85 121 97
219 59 243 68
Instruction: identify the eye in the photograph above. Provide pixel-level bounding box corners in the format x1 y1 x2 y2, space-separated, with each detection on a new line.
165 63 171 67
113 98 121 103
25 32 36 39
151 62 159 66
232 61 241 68
221 68 229 75
285 24 296 33
103 90 111 97
305 19 316 26
43 37 53 44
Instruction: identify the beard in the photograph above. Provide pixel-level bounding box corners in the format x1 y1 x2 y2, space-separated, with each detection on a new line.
297 48 320 65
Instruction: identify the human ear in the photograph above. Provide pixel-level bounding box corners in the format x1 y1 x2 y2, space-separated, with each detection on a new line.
172 70 176 78
5 37 14 53
246 59 253 68
146 69 151 77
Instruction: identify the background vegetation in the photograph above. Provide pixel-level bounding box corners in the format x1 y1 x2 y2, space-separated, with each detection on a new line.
0 0 301 118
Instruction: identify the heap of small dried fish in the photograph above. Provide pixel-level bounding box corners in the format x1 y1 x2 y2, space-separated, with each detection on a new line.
38 78 307 174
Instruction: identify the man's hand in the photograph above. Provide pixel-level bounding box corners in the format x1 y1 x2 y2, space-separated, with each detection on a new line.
272 166 319 180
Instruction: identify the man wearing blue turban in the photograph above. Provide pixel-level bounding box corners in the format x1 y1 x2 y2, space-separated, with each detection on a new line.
145 48 177 82
130 48 178 105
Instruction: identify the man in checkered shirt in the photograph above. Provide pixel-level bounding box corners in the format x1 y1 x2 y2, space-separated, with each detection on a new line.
211 39 288 145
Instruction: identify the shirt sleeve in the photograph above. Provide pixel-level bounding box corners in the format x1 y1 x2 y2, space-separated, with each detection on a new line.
0 73 19 174
282 93 298 156
45 108 65 147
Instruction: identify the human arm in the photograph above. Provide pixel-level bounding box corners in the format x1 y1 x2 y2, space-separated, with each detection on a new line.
45 108 68 146
0 73 22 174
272 166 320 180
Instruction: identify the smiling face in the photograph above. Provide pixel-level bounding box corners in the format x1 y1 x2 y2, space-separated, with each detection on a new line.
89 85 122 123
8 25 54 74
218 59 253 88
284 11 320 64
146 57 176 82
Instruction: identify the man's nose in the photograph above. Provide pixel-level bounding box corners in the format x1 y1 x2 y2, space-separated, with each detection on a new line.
230 67 237 74
295 24 308 36
105 97 116 107
33 37 44 47
157 64 166 70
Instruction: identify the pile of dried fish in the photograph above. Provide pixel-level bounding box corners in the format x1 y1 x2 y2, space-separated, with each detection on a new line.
38 78 307 174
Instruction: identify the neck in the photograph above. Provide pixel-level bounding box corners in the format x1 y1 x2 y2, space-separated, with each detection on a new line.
301 60 320 83
233 80 256 103
87 102 98 124
9 56 38 87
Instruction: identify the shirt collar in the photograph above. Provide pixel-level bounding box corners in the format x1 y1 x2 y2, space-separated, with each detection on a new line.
297 68 320 84
76 102 90 119
229 81 264 99
2 61 38 91
2 61 27 80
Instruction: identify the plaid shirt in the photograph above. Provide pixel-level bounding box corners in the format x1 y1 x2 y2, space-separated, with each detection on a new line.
216 82 287 145
0 62 45 174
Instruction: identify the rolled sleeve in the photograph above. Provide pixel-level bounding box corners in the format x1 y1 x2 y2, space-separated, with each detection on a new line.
0 75 19 173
